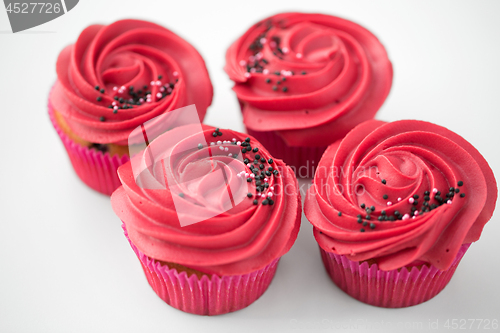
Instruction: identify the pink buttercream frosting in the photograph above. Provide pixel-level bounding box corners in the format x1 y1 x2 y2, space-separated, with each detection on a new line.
111 125 301 276
305 120 497 271
225 12 393 147
50 19 213 145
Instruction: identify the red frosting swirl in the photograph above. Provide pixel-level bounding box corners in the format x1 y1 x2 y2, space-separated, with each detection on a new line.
111 125 301 276
224 12 393 147
50 19 213 145
305 120 497 271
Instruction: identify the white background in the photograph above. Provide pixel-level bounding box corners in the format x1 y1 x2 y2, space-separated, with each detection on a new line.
1 1 499 332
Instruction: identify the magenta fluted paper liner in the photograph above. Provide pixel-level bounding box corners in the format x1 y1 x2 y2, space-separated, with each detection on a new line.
49 101 130 196
320 243 470 308
123 225 280 316
246 128 327 178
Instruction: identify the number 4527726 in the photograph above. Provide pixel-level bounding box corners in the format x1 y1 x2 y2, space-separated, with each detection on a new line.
5 3 61 14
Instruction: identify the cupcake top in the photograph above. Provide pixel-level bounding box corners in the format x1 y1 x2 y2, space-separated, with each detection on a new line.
224 12 393 147
111 124 301 276
305 120 497 271
50 19 213 145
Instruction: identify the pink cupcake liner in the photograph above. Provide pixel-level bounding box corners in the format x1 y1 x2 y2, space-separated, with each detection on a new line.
49 102 130 196
320 243 470 308
246 128 327 178
123 225 280 316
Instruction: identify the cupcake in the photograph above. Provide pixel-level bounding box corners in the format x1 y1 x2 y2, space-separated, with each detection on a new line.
304 119 497 308
49 19 213 195
224 12 393 177
111 124 301 315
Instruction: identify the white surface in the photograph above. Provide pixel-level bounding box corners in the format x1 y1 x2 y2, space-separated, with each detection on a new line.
1 1 500 332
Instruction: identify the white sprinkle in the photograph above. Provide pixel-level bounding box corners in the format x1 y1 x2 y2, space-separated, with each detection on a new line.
244 72 251 78
263 69 269 74
160 87 165 92
228 153 233 157
156 93 162 98
412 216 416 219
217 141 222 145
256 52 263 60
296 53 303 59
247 163 251 168
269 41 277 48
398 197 402 202
210 142 215 146
139 98 144 103
224 147 229 152
447 200 452 204
219 146 224 151
264 178 268 182
414 210 419 216
239 60 247 66
409 197 414 204
150 81 155 86
267 193 273 198
282 47 289 54
433 188 438 194
237 141 241 146
236 173 241 178
156 80 162 86
232 138 236 142
248 55 255 62
250 68 256 73
250 174 255 178
167 88 172 93
260 38 267 44
112 102 117 106
245 173 249 177
120 86 126 90
173 71 179 77
387 201 393 206
270 186 274 191
113 86 118 91
402 214 410 220
113 106 118 110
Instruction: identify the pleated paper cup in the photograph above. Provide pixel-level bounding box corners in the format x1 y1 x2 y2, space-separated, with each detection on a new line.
49 101 130 196
320 243 470 308
124 225 280 316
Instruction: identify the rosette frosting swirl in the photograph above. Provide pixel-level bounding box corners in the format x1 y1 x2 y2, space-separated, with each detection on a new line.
224 12 393 147
111 125 301 276
305 120 497 271
50 19 213 145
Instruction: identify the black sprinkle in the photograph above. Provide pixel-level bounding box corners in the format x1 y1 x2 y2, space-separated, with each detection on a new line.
262 199 269 205
357 218 362 224
457 181 464 187
413 194 419 199
381 179 387 184
197 143 203 149
370 223 376 229
338 212 342 217
247 178 252 182
179 193 184 198
362 221 368 226
99 116 105 122
268 158 273 164
253 200 258 205
282 87 288 92
247 193 253 198
455 188 460 193
96 96 102 102
460 193 466 198
360 228 365 232
94 85 99 91
255 154 261 160
245 137 251 143
383 194 388 200
272 86 277 91
370 205 375 212
268 199 274 205
360 203 366 209
381 210 386 215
